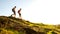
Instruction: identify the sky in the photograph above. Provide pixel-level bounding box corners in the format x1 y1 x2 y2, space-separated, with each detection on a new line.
0 0 60 25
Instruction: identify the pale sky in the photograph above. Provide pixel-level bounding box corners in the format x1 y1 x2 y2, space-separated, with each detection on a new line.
0 0 60 25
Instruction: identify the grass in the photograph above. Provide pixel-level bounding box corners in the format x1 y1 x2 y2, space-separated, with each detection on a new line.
0 16 60 34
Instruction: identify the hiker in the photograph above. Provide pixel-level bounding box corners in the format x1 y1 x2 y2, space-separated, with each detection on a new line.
11 6 16 17
18 8 21 17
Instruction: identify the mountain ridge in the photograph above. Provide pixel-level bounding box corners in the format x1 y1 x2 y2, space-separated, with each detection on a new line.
0 16 60 34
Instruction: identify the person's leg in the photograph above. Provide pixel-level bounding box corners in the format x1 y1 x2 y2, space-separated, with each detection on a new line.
18 13 22 19
12 11 16 17
14 11 16 15
11 14 16 17
19 13 21 17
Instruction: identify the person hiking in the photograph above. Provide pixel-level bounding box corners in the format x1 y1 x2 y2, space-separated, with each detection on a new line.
18 8 21 17
11 6 16 17
12 6 16 15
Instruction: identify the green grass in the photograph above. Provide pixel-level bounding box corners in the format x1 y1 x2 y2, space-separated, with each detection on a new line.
0 16 60 34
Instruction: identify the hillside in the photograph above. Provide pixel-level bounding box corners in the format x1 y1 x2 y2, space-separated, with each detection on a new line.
0 16 60 34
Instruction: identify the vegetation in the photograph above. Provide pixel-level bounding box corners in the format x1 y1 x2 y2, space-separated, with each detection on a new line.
0 16 60 34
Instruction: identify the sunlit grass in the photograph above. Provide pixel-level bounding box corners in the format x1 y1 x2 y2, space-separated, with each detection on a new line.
0 16 60 34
